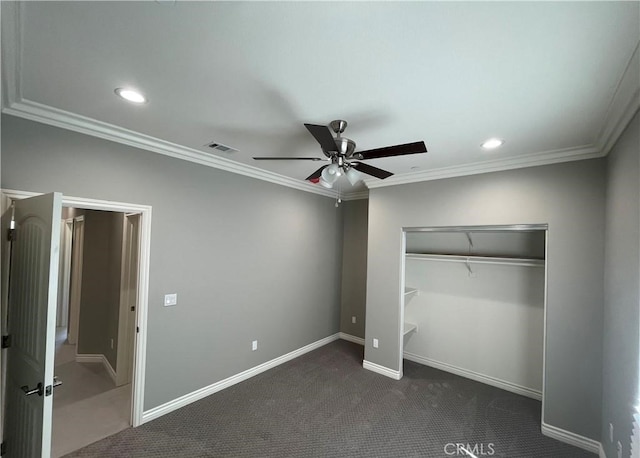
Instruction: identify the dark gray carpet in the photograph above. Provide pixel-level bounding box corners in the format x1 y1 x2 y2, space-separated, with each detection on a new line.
65 340 595 457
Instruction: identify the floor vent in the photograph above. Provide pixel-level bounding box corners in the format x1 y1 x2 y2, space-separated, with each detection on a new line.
205 142 238 153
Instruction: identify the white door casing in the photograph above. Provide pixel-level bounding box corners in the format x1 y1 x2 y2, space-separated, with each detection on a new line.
66 216 84 346
4 192 62 458
56 219 73 329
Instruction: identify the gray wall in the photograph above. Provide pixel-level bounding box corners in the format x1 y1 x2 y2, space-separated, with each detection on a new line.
77 210 124 369
602 111 639 458
339 199 368 339
1 114 343 411
365 159 606 440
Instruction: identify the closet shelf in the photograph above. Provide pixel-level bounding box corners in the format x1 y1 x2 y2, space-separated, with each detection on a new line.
403 322 417 336
404 287 419 301
405 253 544 268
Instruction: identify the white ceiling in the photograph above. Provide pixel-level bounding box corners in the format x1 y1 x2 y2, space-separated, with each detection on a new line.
2 1 639 197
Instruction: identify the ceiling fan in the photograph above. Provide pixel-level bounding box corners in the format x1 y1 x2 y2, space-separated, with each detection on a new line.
253 120 427 188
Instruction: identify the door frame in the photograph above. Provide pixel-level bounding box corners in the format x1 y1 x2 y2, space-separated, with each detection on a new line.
56 218 73 329
1 189 151 427
66 215 84 346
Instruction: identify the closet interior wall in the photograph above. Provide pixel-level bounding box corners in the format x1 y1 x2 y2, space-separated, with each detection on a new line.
402 228 546 399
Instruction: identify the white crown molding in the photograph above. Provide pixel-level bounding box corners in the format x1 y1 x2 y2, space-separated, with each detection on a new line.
596 40 640 156
341 190 369 201
3 99 340 198
365 40 639 190
365 143 602 189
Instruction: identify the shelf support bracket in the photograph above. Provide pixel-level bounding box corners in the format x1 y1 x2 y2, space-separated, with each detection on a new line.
466 232 473 249
465 257 473 275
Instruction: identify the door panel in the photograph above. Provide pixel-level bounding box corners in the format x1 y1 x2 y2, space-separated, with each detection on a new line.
5 193 62 458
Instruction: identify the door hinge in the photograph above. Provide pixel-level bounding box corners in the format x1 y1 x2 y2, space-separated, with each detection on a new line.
136 326 140 333
1 440 6 456
1 335 10 349
7 228 15 242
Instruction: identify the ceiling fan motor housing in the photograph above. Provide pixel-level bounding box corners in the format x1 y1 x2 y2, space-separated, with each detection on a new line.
334 137 356 157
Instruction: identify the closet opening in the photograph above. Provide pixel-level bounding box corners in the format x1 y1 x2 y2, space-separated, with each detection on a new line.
400 224 548 403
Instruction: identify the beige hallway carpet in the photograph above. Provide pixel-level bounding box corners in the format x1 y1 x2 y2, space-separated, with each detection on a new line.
52 328 131 457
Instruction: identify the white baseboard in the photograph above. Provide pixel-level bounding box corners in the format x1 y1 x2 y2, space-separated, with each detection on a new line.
599 443 607 458
76 353 117 384
541 422 601 454
75 353 103 364
339 332 365 345
362 359 402 380
140 333 340 425
403 351 542 401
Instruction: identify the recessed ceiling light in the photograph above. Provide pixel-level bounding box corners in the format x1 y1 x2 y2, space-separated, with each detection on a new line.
481 138 505 150
115 87 147 104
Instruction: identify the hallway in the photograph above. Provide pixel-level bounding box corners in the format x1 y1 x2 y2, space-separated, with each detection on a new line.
52 328 131 457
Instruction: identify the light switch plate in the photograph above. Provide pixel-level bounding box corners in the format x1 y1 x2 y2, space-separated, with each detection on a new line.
164 293 177 306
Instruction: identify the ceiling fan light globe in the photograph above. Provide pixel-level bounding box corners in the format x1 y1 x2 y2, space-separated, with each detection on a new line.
346 168 363 186
327 163 340 175
319 176 334 188
322 165 340 184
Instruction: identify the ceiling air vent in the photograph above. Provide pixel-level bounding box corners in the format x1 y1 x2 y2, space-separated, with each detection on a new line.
205 142 238 153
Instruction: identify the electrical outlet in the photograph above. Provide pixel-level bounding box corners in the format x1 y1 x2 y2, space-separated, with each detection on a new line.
252 340 258 351
352 316 356 324
609 423 614 443
164 293 177 307
373 338 379 348
110 338 114 350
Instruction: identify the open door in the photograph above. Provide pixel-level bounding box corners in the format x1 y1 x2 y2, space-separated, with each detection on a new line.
3 193 62 458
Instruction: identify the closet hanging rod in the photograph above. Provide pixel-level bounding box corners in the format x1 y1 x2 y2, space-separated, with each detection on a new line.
405 253 544 268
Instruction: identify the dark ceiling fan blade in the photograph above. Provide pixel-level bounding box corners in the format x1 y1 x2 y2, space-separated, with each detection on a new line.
358 141 427 160
304 124 337 152
305 165 329 181
253 157 324 161
352 162 394 179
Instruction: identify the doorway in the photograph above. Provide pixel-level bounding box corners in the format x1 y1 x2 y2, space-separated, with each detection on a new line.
52 209 141 456
0 189 151 457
